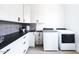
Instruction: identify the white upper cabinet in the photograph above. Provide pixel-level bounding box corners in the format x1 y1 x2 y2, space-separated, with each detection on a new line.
0 5 9 21
8 4 23 22
0 4 64 25
30 5 46 23
0 4 31 23
0 4 23 22
23 4 31 23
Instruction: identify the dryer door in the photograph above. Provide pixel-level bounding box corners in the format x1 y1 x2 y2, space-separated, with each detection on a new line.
62 34 75 43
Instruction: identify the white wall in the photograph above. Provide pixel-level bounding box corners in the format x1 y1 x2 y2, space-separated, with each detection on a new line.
30 4 65 30
64 5 79 52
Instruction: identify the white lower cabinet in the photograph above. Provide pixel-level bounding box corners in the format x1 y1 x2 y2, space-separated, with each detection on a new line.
0 33 30 54
29 32 35 47
0 32 36 54
0 44 12 54
35 32 43 45
35 32 39 45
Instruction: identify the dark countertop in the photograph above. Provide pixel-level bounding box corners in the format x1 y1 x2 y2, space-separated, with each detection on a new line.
43 30 58 32
35 30 43 32
27 30 43 32
0 30 44 50
0 32 24 49
35 30 58 32
0 30 58 50
28 30 59 32
0 30 42 50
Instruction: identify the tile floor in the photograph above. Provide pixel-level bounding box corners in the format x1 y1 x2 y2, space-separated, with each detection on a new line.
27 46 78 54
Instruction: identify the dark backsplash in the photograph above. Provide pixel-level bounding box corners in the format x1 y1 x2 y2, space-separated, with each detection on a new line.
0 21 21 36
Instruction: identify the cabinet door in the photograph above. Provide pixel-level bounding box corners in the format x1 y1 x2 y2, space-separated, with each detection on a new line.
29 32 35 47
6 38 23 54
30 5 45 23
24 37 29 53
0 44 11 54
0 40 19 54
8 4 23 22
22 34 29 53
5 37 25 54
35 32 43 45
24 4 31 23
0 5 9 21
35 32 40 45
39 32 43 45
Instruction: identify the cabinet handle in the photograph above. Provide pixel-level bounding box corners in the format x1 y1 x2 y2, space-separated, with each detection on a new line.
3 49 10 54
23 49 26 54
23 42 26 44
39 33 40 36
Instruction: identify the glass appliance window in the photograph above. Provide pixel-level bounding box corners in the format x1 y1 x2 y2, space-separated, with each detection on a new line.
62 34 75 43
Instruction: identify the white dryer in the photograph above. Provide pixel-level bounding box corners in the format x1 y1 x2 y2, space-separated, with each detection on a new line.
57 30 75 50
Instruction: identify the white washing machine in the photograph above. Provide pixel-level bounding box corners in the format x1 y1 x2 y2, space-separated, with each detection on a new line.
57 30 76 50
43 28 58 51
